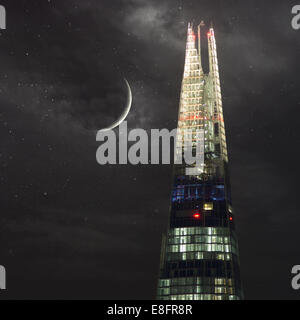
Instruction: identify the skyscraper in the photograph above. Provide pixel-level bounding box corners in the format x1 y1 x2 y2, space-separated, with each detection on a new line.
157 23 243 300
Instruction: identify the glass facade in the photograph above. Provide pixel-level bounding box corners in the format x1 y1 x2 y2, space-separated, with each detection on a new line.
157 23 243 300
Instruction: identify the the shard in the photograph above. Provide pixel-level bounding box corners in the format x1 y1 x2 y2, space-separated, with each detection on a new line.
157 23 244 300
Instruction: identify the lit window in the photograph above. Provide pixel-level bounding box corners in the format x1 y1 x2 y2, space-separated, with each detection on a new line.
203 203 213 211
180 244 186 252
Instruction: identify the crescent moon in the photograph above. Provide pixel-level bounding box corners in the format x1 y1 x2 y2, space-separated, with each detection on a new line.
100 78 132 131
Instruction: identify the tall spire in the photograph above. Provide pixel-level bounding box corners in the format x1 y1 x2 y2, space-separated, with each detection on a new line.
207 27 228 161
183 23 203 77
197 21 205 71
157 21 243 300
207 28 216 75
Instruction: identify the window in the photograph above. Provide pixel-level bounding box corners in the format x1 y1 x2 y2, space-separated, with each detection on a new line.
203 202 213 211
214 123 219 136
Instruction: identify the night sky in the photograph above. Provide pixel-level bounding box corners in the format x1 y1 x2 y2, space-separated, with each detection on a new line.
0 0 300 299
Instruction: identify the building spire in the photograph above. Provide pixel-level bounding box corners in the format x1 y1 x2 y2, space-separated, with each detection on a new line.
197 21 205 71
184 22 203 76
157 21 244 301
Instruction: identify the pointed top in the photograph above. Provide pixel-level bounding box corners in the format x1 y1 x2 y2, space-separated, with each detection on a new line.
188 22 193 31
199 20 205 27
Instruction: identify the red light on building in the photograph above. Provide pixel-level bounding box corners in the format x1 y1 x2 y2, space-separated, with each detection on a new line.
193 213 201 219
229 216 233 221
